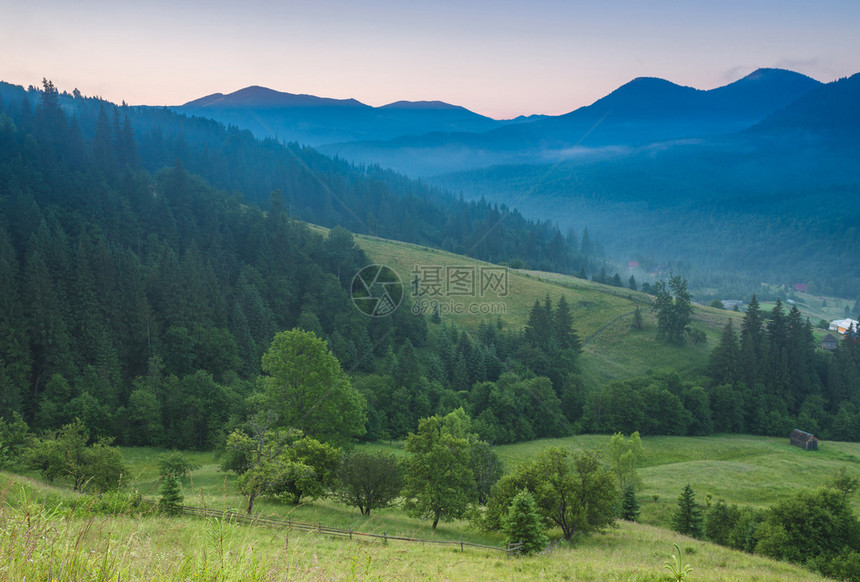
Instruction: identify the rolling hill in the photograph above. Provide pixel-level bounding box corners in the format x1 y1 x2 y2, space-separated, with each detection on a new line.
349 230 731 388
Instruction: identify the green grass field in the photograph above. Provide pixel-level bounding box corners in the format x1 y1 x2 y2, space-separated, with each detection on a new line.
0 472 828 582
6 432 854 580
87 434 860 579
352 232 739 388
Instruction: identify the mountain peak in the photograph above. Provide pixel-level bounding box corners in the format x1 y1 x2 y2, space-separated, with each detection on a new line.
182 86 368 109
569 76 699 119
737 67 816 83
380 100 466 111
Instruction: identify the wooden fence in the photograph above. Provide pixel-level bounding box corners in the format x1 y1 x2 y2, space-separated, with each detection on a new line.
181 505 522 555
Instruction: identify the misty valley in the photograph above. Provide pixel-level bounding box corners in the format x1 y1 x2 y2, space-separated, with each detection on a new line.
0 70 859 580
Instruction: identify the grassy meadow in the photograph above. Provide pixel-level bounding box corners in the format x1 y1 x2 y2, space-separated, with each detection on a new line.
5 432 852 580
353 232 738 388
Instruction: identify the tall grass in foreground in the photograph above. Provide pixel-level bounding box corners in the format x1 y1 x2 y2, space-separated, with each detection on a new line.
0 480 828 581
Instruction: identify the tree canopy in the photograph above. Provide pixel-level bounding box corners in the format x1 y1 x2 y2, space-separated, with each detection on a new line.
259 329 367 445
402 411 476 528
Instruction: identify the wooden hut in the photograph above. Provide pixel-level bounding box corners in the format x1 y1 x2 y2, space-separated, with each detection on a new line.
790 429 818 451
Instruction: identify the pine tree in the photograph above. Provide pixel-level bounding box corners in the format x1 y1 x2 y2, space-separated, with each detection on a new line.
524 297 550 351
394 340 421 388
652 276 693 345
0 226 30 414
672 484 704 538
740 295 766 387
502 489 548 555
709 320 740 386
621 484 640 521
430 305 442 323
92 105 115 175
554 295 581 353
159 475 184 516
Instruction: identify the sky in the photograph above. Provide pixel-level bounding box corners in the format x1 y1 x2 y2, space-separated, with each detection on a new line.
1 0 859 119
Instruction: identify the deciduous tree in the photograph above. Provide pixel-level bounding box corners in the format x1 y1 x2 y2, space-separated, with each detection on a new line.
333 451 403 516
259 329 366 445
484 447 618 541
402 412 476 528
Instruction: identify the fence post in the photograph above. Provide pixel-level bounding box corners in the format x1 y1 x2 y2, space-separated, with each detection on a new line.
384 531 388 545
460 540 463 552
349 528 352 540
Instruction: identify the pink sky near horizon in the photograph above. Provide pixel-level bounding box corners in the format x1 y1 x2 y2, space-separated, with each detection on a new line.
1 0 858 119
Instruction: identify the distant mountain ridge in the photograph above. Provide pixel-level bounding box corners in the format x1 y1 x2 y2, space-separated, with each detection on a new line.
183 86 368 109
176 86 511 146
173 68 836 178
318 68 824 175
752 72 860 138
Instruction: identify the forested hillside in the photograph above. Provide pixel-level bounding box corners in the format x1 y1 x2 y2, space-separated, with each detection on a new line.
0 82 405 447
0 81 591 275
0 82 585 449
2 80 859 456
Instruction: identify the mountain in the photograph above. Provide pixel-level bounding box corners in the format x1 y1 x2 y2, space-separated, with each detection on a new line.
320 68 823 175
183 85 369 109
752 72 860 138
430 71 860 300
707 68 825 119
547 68 820 127
173 70 823 177
176 86 509 146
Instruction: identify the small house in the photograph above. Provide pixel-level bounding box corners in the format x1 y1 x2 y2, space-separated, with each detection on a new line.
821 334 838 351
830 318 859 335
790 429 818 451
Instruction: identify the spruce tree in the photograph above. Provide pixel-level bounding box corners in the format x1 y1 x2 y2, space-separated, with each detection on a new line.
672 484 704 538
621 484 640 521
740 295 766 387
159 475 184 516
709 320 740 386
524 298 550 350
554 295 581 353
503 489 548 555
652 275 693 344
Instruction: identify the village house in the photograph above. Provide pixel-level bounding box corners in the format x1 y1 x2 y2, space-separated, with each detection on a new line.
829 318 859 334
